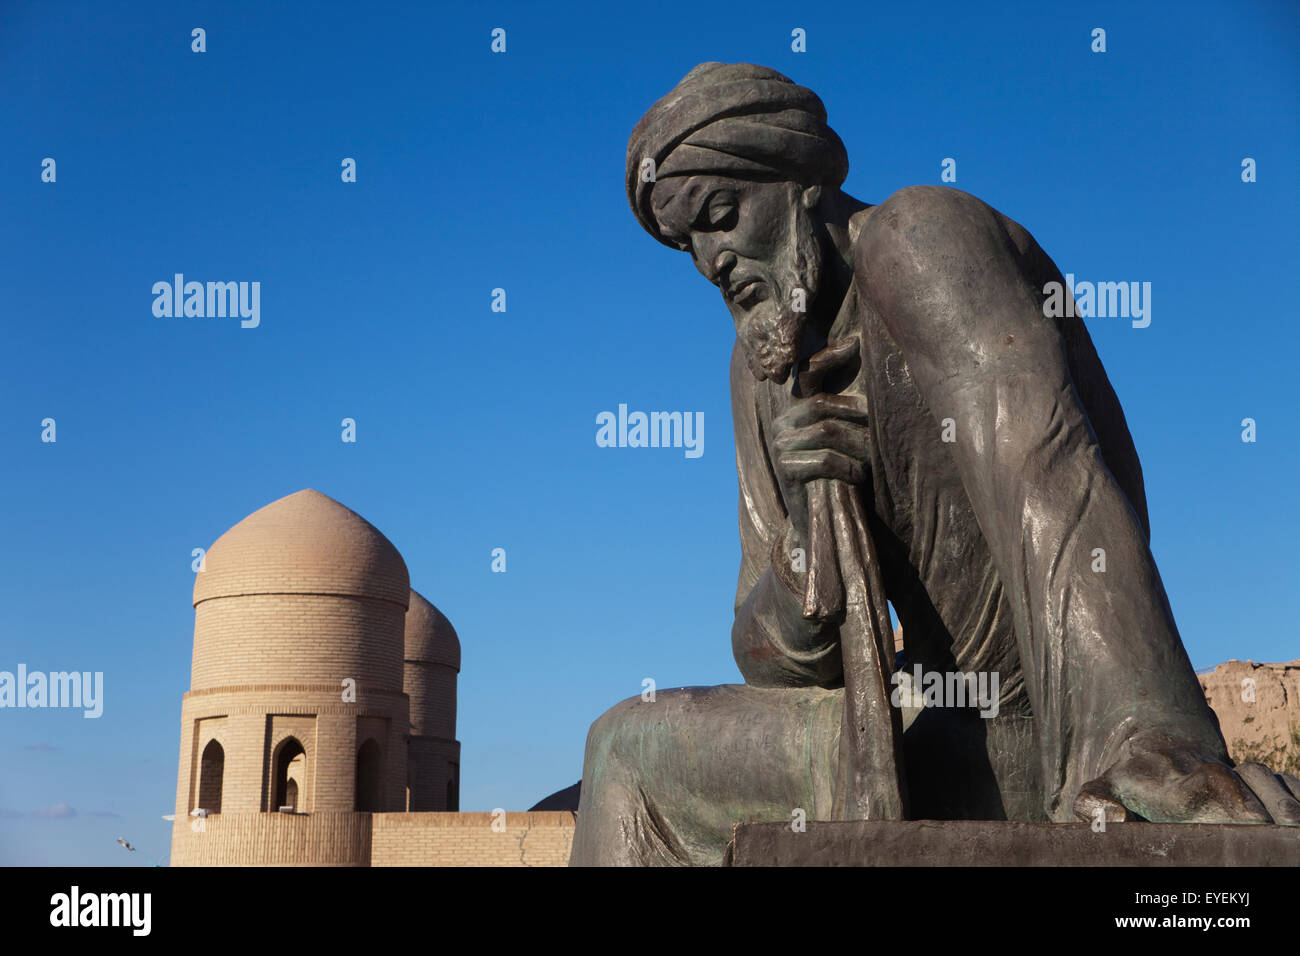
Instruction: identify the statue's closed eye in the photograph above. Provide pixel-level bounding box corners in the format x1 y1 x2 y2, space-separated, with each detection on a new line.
708 201 735 227
696 191 738 231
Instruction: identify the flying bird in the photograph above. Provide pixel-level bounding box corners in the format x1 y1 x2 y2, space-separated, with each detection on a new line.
116 837 135 852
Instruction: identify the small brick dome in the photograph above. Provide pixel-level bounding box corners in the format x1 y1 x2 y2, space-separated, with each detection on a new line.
404 589 461 670
194 489 410 609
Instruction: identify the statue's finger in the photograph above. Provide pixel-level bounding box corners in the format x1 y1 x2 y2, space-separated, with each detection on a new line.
772 419 871 456
1280 772 1300 802
780 449 865 485
1234 762 1300 825
776 393 870 429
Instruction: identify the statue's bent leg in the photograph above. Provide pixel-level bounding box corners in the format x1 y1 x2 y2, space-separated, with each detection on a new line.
570 683 842 866
570 683 1051 864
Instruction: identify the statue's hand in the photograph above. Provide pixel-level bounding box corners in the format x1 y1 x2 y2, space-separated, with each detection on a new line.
771 340 871 544
771 391 871 544
1073 742 1300 826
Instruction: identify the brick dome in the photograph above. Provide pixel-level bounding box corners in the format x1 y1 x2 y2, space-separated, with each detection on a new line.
188 489 410 692
194 489 410 609
404 589 461 669
404 587 460 789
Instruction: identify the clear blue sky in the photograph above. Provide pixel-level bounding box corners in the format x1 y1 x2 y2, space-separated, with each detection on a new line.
1 0 1296 865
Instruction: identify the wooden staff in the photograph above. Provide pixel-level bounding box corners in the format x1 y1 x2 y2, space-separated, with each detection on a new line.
798 339 907 821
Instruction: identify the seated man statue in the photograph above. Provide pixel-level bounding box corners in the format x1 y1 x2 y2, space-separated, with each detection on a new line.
571 62 1300 866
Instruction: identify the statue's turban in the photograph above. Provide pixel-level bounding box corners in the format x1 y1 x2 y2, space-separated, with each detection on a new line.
627 62 849 249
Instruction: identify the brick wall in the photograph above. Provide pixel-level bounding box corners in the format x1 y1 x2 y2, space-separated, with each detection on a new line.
171 811 577 866
170 811 372 866
371 812 575 867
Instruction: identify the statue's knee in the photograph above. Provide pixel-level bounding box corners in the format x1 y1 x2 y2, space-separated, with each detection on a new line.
583 693 648 766
583 686 700 771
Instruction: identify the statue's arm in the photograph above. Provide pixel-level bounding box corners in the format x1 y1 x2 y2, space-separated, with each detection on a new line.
729 341 843 688
857 186 1224 816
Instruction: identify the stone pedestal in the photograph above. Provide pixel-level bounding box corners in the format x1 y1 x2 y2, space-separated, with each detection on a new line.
728 820 1300 866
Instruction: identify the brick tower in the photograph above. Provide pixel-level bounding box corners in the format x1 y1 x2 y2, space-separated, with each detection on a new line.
404 589 461 810
171 489 413 865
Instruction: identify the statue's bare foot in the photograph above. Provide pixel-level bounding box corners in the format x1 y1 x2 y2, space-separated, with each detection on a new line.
1074 742 1300 825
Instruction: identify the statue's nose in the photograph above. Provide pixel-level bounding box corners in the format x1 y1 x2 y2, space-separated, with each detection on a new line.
712 250 737 285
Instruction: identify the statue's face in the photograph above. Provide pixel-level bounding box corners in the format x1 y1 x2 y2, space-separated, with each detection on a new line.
652 175 822 384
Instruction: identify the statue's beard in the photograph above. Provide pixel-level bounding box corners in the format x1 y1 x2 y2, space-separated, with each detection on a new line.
737 207 822 384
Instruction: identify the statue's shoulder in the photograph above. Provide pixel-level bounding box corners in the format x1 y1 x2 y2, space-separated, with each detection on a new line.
854 185 997 242
852 186 1012 272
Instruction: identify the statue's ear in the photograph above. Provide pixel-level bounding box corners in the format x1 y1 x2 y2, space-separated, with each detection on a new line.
800 185 823 210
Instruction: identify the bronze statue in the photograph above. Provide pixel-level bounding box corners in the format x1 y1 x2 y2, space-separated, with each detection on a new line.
570 63 1300 866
